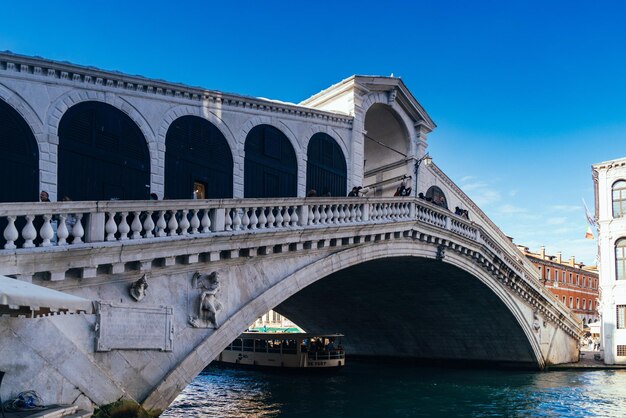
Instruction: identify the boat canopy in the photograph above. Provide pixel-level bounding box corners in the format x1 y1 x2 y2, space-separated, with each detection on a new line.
239 332 343 340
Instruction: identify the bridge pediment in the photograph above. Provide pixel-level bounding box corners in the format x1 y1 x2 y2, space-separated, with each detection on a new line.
300 75 436 132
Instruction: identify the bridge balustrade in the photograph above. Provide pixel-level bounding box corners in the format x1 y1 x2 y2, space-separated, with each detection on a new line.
0 198 420 249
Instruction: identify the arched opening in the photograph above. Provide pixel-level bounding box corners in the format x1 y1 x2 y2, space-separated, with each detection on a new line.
615 238 626 280
612 180 626 218
275 256 538 367
165 116 233 199
306 133 347 197
425 186 448 209
363 103 411 197
58 101 150 201
244 125 297 198
0 98 39 202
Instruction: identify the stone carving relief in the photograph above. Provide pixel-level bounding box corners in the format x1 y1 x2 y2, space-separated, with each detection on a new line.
189 271 222 329
129 275 148 302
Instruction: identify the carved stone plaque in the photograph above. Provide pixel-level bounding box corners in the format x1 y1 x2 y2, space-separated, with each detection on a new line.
95 302 173 352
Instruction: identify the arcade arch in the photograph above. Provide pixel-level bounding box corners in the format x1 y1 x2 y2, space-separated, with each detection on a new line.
165 115 233 199
244 124 297 198
363 103 411 196
0 98 39 202
306 132 347 197
58 101 150 201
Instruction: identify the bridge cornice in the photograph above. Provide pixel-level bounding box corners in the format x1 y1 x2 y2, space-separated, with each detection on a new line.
0 52 354 127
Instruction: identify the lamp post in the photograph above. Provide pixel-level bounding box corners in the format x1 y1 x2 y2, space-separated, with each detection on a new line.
414 153 431 197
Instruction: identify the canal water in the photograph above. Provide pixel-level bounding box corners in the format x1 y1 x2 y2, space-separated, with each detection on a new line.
161 361 626 417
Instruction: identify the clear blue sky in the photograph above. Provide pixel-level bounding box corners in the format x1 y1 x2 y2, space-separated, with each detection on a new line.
3 0 625 264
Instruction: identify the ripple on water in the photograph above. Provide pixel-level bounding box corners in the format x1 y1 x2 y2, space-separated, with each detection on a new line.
161 364 626 418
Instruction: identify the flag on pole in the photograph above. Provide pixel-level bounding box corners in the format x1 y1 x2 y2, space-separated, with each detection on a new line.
582 199 596 227
585 225 594 240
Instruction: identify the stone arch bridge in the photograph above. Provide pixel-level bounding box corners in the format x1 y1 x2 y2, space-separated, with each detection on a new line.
0 194 581 415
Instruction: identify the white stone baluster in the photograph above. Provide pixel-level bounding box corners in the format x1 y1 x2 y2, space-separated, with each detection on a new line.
224 209 233 231
167 211 179 236
283 206 291 227
143 211 155 238
390 203 397 219
290 206 298 226
179 209 190 235
313 205 320 224
118 212 130 240
330 205 339 224
57 214 69 246
258 207 267 229
3 216 18 249
232 208 242 231
190 209 200 234
40 214 54 247
201 209 211 233
318 205 326 224
272 206 282 227
356 204 362 222
370 204 378 221
308 205 315 225
156 211 167 237
325 205 333 224
22 215 36 248
249 207 258 229
338 205 346 223
167 210 178 237
131 212 142 239
106 212 118 241
242 207 250 230
72 214 84 244
267 207 276 228
349 205 356 223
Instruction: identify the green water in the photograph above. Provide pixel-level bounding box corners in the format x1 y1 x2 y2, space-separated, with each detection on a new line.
161 362 626 417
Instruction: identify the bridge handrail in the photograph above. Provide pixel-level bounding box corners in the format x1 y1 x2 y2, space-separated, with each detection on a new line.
0 198 412 249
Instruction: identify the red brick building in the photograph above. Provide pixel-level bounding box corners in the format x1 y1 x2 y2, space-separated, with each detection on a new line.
517 245 599 325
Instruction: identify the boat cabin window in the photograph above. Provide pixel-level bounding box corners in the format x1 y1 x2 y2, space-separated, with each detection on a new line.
254 339 267 353
231 338 242 351
268 340 282 353
243 338 254 352
282 339 297 354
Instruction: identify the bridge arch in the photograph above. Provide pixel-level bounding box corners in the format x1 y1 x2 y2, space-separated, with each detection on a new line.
143 240 543 412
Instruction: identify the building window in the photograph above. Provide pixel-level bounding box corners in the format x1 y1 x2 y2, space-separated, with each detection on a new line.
617 305 626 329
618 345 626 356
570 273 573 284
616 239 626 280
562 296 566 304
569 297 573 308
613 180 626 218
576 298 580 309
555 270 559 282
546 268 551 280
590 300 593 310
583 299 586 309
582 276 585 287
